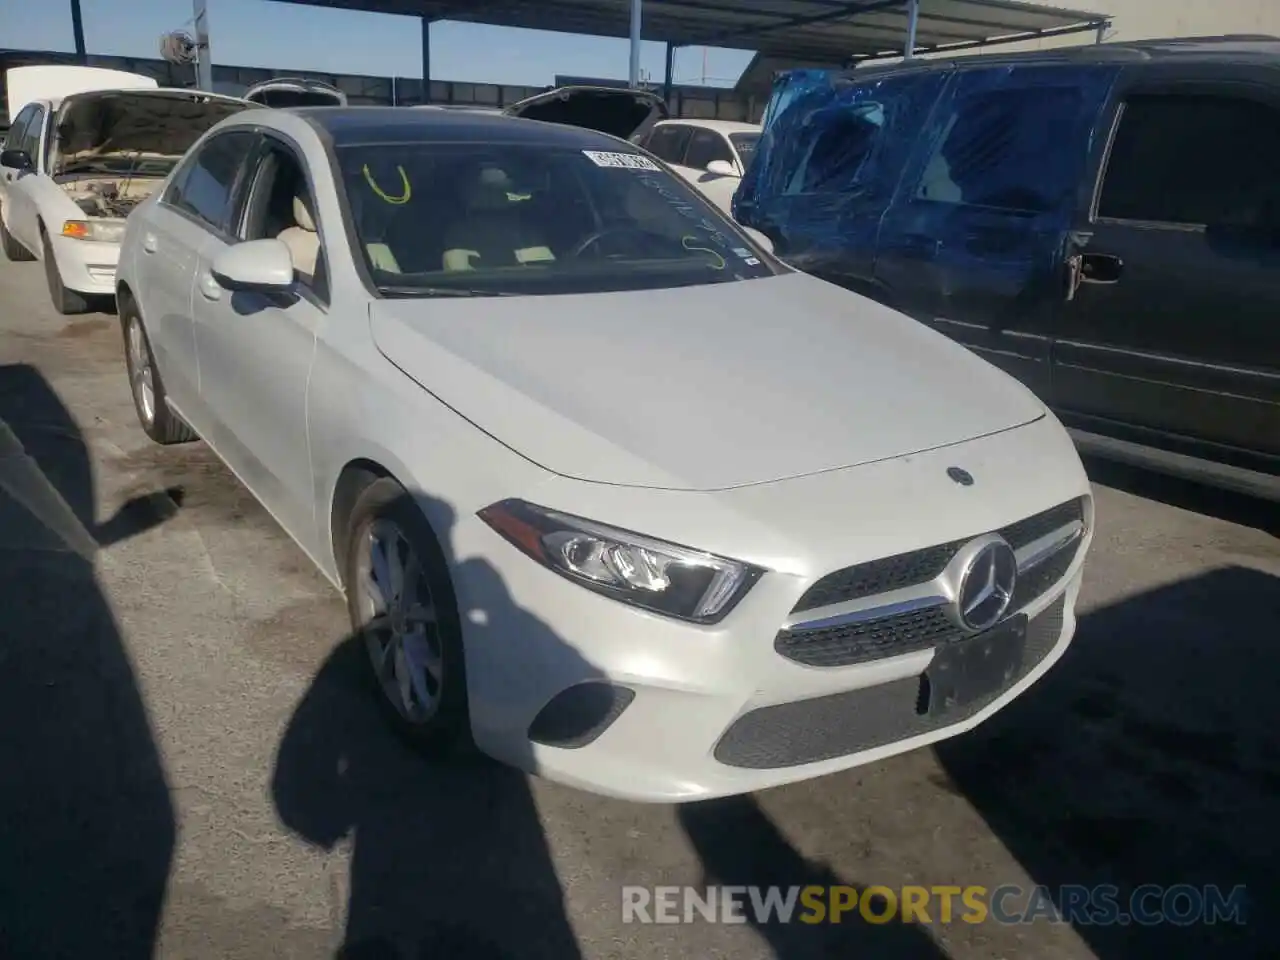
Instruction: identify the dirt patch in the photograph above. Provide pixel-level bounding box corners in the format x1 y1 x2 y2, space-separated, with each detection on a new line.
57 318 112 340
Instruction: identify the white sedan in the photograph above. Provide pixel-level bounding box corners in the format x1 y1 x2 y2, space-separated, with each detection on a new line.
115 106 1093 802
0 86 248 313
634 119 760 216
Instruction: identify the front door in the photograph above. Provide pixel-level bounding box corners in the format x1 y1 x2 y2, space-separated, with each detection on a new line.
875 64 1119 402
192 136 327 549
138 129 261 427
2 104 46 252
1053 72 1280 470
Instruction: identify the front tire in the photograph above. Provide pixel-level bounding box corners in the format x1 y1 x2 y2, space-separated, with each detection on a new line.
42 230 90 315
121 305 196 444
0 210 34 262
343 478 471 756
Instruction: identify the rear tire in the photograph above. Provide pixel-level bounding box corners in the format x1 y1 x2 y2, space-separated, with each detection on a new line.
343 478 472 757
121 303 196 445
0 210 34 262
42 229 90 315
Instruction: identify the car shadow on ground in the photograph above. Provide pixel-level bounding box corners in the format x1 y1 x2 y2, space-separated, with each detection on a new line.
936 565 1280 957
270 491 590 960
0 362 179 958
1083 455 1280 535
680 796 949 958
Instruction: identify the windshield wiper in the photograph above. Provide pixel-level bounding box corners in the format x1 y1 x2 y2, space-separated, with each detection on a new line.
377 285 515 298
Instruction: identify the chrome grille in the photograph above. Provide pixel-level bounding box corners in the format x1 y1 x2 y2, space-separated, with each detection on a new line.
776 497 1086 668
791 497 1086 614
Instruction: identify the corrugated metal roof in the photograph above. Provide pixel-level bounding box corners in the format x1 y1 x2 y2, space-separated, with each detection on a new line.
275 0 1109 63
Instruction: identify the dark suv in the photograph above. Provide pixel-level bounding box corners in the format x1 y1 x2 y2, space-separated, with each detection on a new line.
735 36 1280 500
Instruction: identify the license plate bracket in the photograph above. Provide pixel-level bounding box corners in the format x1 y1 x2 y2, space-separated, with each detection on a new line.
924 615 1027 718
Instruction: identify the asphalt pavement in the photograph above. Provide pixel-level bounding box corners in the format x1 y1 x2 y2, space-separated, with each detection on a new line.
1 255 1278 960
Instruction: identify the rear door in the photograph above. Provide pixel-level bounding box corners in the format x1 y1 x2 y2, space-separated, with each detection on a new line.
1053 66 1280 469
875 64 1119 401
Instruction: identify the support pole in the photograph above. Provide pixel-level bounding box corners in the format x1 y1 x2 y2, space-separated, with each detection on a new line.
193 0 212 91
1095 21 1108 44
903 0 920 60
663 42 675 104
70 0 87 62
421 17 432 104
629 0 643 88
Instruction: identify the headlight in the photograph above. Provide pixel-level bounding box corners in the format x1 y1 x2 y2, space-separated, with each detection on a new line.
61 219 125 243
477 499 764 624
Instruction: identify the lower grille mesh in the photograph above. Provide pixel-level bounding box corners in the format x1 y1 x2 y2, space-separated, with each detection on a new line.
717 596 1066 770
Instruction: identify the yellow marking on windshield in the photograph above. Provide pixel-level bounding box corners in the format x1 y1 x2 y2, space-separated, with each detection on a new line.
362 164 412 204
681 235 726 270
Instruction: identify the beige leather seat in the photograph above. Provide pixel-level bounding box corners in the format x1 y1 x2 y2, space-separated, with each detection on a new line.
442 167 554 271
277 194 320 283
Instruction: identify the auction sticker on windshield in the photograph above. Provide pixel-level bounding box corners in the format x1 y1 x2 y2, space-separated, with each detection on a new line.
583 150 660 170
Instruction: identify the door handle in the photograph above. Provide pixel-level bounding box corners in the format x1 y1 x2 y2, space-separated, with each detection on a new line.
198 271 223 301
899 233 942 257
142 232 158 254
1065 252 1123 300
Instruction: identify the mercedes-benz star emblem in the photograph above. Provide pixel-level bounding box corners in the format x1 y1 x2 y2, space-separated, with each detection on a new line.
955 539 1017 633
947 467 974 486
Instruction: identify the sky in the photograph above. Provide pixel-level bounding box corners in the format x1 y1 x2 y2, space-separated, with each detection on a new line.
0 0 757 88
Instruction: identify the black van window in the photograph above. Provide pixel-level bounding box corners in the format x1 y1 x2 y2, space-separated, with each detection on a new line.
783 102 885 195
914 84 1083 214
1097 94 1280 229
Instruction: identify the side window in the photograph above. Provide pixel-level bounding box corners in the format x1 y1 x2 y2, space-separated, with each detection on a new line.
647 125 692 165
166 131 257 233
683 129 735 170
240 140 328 299
913 83 1084 213
2 107 34 157
782 101 886 196
1097 94 1280 230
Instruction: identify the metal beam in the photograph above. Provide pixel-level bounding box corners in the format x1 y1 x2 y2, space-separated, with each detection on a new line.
421 15 431 100
663 42 675 103
903 0 919 58
629 0 642 87
69 0 87 62
695 0 904 51
854 17 1111 60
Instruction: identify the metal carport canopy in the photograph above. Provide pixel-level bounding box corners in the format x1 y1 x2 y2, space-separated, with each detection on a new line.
275 0 1110 64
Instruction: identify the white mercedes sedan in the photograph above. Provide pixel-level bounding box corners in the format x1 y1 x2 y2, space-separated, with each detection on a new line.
114 106 1093 802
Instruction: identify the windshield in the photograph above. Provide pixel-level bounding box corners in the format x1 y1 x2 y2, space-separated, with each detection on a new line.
337 141 778 297
730 132 760 168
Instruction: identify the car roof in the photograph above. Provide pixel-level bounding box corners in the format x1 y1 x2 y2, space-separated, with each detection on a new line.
654 119 760 134
833 34 1280 83
287 105 645 150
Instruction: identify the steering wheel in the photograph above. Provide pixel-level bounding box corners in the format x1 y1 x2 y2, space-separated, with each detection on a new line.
568 225 654 259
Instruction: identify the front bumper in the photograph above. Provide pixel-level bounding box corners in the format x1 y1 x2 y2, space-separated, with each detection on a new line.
449 414 1093 802
48 234 120 295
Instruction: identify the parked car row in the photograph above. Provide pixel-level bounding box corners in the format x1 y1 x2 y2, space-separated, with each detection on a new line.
734 34 1280 502
2 63 1096 802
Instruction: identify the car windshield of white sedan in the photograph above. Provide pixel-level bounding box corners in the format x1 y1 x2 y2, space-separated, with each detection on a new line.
338 143 778 296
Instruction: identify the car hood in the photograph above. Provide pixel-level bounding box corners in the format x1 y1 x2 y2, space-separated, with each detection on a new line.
368 273 1046 491
52 90 252 176
502 85 668 142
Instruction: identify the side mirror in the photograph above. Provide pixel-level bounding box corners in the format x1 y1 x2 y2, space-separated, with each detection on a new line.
1 148 33 171
742 227 774 254
706 159 738 178
210 238 295 292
